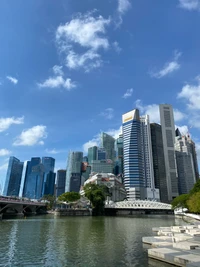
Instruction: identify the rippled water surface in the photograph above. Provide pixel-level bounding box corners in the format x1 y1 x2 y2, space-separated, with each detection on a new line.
0 215 184 267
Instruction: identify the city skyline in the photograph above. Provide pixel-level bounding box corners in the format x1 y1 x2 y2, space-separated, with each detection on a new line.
1 0 200 190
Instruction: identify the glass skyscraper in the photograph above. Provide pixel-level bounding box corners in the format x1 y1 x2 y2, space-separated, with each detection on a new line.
101 132 115 161
88 146 97 164
56 170 66 197
3 156 24 197
114 134 123 175
122 109 145 200
65 151 83 192
42 157 55 195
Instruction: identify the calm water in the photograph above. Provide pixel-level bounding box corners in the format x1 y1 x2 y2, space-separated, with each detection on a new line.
0 215 186 267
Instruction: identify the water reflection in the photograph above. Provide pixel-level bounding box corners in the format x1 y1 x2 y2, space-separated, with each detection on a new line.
0 215 183 267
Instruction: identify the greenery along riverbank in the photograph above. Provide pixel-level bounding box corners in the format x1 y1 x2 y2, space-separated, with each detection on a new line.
172 179 200 213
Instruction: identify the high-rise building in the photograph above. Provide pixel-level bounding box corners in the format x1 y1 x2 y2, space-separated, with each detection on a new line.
97 148 107 160
175 134 196 194
28 164 45 199
88 146 97 164
186 135 199 182
150 123 168 203
42 157 55 195
56 170 66 197
3 157 24 197
159 104 178 201
65 151 83 192
114 134 123 176
90 160 114 174
122 109 145 199
101 132 115 161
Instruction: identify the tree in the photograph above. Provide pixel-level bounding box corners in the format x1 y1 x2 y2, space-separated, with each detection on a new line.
83 183 107 215
189 179 200 195
187 192 200 213
58 192 80 203
171 194 189 210
42 194 56 210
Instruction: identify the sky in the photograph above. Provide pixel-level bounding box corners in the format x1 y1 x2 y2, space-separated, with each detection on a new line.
1 0 200 192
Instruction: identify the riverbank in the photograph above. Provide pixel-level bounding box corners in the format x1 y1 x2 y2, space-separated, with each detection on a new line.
143 224 200 266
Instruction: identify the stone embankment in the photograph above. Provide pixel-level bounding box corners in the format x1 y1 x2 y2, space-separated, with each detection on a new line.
143 224 200 266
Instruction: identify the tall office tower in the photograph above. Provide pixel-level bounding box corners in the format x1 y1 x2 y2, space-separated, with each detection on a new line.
88 146 97 164
101 132 115 161
27 163 45 199
159 104 178 201
3 157 24 197
90 159 114 174
186 135 199 182
150 123 168 203
23 157 41 197
83 156 88 162
65 151 83 192
42 157 55 196
114 134 123 176
56 170 66 197
175 134 196 194
122 109 145 200
97 148 107 160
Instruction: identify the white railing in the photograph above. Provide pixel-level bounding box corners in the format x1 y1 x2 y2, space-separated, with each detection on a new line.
105 200 172 210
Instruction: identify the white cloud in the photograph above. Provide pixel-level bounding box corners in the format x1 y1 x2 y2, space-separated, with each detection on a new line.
6 76 18 84
150 51 181 79
175 125 189 135
52 65 64 76
13 125 47 146
107 126 122 139
45 149 62 154
118 0 131 14
0 116 24 132
100 108 114 119
123 88 133 99
38 76 76 90
0 163 8 171
56 13 110 71
113 41 122 53
178 78 200 110
135 99 185 123
179 0 200 11
0 149 11 157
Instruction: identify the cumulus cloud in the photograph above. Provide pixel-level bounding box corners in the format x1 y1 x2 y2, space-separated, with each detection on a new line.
0 116 24 132
118 0 132 14
107 126 122 139
13 125 47 146
113 41 122 53
99 108 114 119
52 65 64 76
0 163 8 171
178 0 200 11
175 125 189 135
45 149 62 154
0 149 12 157
56 12 110 72
6 76 18 84
135 99 185 123
123 88 133 99
38 76 76 90
150 51 181 79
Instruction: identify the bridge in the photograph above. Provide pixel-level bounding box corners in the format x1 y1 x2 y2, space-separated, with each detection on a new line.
105 200 173 216
0 197 47 219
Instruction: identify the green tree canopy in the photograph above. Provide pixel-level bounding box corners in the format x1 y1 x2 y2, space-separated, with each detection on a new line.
189 179 200 195
171 194 189 210
42 194 56 210
58 192 80 202
187 192 200 213
83 183 107 215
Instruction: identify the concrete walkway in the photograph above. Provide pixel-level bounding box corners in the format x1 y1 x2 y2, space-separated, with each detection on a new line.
143 225 200 266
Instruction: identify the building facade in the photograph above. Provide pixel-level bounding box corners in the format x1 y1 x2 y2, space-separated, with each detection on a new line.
3 157 24 197
101 132 115 161
122 109 145 200
114 134 123 176
90 160 114 174
159 104 178 201
150 123 168 203
56 169 66 197
97 148 107 160
65 151 83 192
175 134 196 194
88 146 97 164
42 157 55 195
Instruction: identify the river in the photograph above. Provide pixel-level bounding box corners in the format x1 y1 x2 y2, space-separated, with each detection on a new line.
0 215 185 267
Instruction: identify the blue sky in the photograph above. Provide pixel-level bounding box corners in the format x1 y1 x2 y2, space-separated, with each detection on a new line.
1 0 200 192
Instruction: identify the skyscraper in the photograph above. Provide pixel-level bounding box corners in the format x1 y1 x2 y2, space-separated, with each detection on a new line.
186 135 199 182
175 134 196 194
42 157 55 195
114 134 123 175
159 104 178 201
65 151 83 192
122 109 145 199
97 148 107 160
27 163 45 199
56 170 66 197
3 157 24 197
88 146 97 164
151 123 168 203
101 132 115 161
